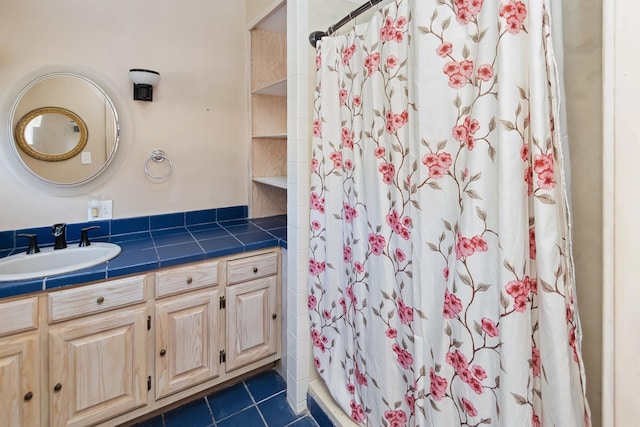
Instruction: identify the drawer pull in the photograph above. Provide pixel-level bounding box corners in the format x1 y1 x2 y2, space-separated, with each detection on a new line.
159 349 166 357
24 391 33 401
272 313 277 319
53 383 62 392
96 296 105 304
186 277 193 284
253 267 258 274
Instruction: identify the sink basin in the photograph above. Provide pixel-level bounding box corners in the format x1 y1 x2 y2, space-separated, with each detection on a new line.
0 243 121 282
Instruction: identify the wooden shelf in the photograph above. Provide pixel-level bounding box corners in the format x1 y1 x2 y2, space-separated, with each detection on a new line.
253 176 287 189
252 78 287 97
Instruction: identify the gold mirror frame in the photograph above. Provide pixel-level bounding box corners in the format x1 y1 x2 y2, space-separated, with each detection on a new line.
14 106 88 162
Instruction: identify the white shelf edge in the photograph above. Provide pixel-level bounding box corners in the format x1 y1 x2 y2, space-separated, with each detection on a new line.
252 133 287 139
253 176 287 189
252 78 287 96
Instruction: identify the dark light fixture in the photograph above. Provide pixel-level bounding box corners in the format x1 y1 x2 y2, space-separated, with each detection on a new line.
128 69 160 101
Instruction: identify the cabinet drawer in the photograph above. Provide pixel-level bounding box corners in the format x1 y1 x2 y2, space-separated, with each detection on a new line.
155 260 219 298
48 275 146 323
0 296 38 337
227 252 277 285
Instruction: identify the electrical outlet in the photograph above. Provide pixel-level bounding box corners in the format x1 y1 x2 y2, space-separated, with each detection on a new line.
87 200 113 220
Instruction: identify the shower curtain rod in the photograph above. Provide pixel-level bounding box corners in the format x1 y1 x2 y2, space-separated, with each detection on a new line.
309 0 385 47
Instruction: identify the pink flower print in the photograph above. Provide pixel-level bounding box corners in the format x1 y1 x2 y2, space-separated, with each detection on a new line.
329 151 342 168
308 295 318 310
455 234 475 259
453 117 480 150
538 170 556 189
460 368 474 384
453 124 469 143
344 159 353 170
481 317 499 337
396 16 407 28
314 357 321 369
446 349 469 372
569 327 579 362
355 365 368 386
386 55 399 68
310 192 325 213
437 152 453 169
533 153 553 174
524 166 534 196
521 143 529 161
368 233 386 255
323 309 331 320
343 203 358 223
448 73 466 89
422 153 438 167
429 368 448 401
384 410 408 427
339 89 348 106
443 288 463 319
500 1 527 34
311 328 328 352
513 295 528 312
477 64 494 82
364 52 381 76
375 146 386 158
311 220 321 230
443 266 450 281
309 258 326 276
346 285 358 305
350 400 366 422
339 297 347 314
471 235 488 252
397 298 414 325
395 248 406 262
392 344 414 369
405 393 416 415
386 327 398 338
526 276 537 294
353 95 361 108
342 44 356 65
313 119 322 137
347 383 356 394
436 42 453 58
531 346 541 377
461 398 478 417
443 61 461 77
311 158 318 172
532 413 541 427
469 378 484 394
459 60 474 78
528 227 536 259
378 162 396 185
385 110 409 134
472 364 487 380
354 261 364 273
344 244 352 263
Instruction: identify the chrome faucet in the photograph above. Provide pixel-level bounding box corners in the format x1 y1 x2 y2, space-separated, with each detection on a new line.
52 223 67 250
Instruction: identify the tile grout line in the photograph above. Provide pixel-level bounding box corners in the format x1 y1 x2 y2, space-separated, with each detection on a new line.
242 381 269 426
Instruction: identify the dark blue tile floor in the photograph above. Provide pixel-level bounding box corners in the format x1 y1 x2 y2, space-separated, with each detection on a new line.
130 370 327 427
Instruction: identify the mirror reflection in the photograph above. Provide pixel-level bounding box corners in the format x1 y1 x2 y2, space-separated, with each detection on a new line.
9 73 119 185
15 106 88 162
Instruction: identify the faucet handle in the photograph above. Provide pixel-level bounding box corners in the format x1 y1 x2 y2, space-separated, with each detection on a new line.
17 234 40 254
79 226 101 247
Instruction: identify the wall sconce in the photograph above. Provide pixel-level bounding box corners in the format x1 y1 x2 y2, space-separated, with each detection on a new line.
128 69 160 101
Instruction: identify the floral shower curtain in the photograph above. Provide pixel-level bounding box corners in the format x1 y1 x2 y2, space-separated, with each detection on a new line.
308 0 591 426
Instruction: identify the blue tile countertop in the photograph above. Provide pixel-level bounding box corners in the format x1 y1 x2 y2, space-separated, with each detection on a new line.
0 207 287 299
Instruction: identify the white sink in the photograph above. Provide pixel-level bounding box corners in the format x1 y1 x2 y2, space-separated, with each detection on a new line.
0 242 121 282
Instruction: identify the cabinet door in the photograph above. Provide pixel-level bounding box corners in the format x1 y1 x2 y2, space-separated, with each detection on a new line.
0 332 40 427
155 288 222 399
226 275 278 371
49 306 148 427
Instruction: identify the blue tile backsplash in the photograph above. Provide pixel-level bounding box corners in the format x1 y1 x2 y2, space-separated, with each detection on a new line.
0 207 287 299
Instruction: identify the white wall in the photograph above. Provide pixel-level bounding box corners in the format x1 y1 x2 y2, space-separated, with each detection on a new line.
0 0 248 230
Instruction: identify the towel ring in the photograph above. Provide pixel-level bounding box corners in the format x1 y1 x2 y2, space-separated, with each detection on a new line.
144 149 173 180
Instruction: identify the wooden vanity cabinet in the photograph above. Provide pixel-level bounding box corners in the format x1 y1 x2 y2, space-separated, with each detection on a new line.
47 275 149 427
154 261 222 399
0 296 40 427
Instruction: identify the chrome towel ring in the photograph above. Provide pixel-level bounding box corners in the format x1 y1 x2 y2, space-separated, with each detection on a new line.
144 149 173 180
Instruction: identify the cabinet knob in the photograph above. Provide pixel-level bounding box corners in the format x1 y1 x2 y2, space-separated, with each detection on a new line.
253 267 258 274
53 383 62 392
96 296 105 304
24 391 33 401
160 349 166 357
272 313 277 319
186 277 193 284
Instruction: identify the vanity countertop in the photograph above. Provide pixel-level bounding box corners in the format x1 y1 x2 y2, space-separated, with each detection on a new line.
0 216 287 299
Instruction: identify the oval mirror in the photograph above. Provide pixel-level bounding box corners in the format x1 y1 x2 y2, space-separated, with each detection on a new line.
9 73 119 186
15 106 88 162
